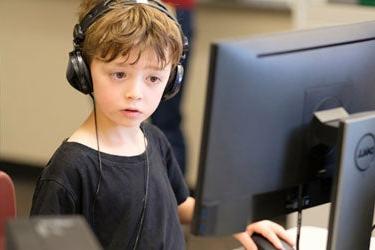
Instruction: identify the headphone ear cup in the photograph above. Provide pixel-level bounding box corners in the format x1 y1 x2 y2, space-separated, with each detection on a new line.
162 64 184 101
67 50 92 94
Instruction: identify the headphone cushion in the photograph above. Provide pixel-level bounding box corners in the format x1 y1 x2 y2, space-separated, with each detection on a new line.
162 64 184 101
67 50 92 94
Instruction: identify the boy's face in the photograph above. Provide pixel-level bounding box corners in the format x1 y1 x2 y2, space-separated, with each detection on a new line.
90 48 172 128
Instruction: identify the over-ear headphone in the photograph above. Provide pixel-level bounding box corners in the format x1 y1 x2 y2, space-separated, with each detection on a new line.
66 0 188 101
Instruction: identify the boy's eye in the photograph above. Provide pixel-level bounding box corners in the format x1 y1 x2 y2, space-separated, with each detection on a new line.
148 76 161 83
112 72 126 79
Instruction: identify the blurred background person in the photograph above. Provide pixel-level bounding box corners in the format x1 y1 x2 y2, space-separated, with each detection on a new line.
152 0 196 175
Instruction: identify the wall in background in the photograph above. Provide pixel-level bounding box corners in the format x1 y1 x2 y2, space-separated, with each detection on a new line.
0 0 91 165
293 0 375 29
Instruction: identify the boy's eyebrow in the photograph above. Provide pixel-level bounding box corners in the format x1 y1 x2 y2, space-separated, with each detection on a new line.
112 61 165 71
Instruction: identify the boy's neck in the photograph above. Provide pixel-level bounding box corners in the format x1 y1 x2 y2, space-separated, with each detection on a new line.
68 111 146 156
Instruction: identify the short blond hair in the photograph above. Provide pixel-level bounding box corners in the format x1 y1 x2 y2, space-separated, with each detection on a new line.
77 0 183 68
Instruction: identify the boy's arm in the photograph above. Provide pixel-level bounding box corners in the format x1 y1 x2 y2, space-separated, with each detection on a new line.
177 197 295 249
177 196 195 224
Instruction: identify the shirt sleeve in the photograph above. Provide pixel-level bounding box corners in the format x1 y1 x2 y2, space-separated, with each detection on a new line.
142 122 190 204
30 178 77 215
153 128 190 205
164 147 190 205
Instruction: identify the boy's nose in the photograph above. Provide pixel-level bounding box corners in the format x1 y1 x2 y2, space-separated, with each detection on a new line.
125 79 143 100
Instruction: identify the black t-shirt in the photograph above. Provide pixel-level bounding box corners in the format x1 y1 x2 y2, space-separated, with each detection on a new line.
30 123 190 249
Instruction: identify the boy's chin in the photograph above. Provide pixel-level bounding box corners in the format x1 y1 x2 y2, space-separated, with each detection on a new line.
119 121 144 128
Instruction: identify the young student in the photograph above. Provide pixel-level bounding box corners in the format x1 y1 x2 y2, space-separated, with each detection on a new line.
30 1 295 249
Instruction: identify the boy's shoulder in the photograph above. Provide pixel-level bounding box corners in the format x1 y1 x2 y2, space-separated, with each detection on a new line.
51 140 95 164
41 141 97 179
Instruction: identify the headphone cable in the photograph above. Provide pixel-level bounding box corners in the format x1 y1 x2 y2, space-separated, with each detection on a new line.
90 95 150 250
295 184 303 250
90 94 103 227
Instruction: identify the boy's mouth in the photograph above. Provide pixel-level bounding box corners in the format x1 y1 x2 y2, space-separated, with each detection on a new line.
124 108 140 113
121 108 142 117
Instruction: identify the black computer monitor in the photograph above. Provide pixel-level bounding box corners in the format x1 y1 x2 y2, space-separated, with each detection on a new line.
192 21 375 241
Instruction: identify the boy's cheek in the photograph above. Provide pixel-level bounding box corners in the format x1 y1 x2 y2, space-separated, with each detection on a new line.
95 89 119 103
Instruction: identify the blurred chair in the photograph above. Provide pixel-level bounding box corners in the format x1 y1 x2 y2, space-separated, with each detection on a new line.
0 171 16 250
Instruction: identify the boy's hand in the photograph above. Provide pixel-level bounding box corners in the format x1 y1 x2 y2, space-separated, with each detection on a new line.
233 220 295 250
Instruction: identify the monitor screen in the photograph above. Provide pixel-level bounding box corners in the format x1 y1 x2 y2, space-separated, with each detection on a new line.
192 21 375 236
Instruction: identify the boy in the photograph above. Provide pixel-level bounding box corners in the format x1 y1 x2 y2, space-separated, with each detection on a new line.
30 0 294 249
